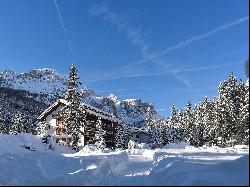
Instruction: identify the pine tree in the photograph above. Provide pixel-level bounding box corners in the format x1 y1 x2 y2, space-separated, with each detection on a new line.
36 120 49 136
192 102 205 147
216 74 241 147
239 82 249 145
145 105 154 131
183 101 195 145
200 97 218 146
158 117 169 145
149 126 163 148
36 119 54 149
168 105 185 143
59 64 85 151
115 123 131 149
10 111 24 135
23 114 33 133
95 117 106 150
0 109 6 133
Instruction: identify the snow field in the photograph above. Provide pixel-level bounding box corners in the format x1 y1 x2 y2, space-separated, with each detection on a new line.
0 134 248 185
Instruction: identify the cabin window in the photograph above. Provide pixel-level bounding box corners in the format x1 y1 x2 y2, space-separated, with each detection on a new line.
56 127 66 135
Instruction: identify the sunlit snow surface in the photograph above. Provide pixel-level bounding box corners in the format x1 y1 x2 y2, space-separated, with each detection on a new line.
0 134 248 186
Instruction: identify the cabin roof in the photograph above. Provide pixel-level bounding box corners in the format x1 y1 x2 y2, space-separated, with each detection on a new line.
128 126 149 133
37 99 121 123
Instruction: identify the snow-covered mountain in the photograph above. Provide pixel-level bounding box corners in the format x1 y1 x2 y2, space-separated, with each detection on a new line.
0 69 67 102
0 68 159 127
80 88 157 126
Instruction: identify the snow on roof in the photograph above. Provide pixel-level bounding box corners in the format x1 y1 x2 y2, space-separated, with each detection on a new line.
37 99 121 123
37 99 63 120
128 126 148 133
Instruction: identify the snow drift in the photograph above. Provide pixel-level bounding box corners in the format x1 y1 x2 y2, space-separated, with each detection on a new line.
0 134 248 186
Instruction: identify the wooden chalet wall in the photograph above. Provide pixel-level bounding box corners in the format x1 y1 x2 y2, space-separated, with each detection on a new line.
82 111 120 149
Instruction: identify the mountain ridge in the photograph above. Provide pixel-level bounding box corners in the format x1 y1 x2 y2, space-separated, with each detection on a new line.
0 68 160 127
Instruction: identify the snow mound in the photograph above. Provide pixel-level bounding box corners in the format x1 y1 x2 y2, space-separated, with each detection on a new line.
0 133 73 155
147 155 249 186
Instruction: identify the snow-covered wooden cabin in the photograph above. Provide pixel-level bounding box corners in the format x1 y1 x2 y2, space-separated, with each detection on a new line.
37 99 121 149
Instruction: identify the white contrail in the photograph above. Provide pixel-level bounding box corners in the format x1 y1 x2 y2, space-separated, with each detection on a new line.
105 16 249 75
53 0 74 56
155 16 249 58
87 60 244 82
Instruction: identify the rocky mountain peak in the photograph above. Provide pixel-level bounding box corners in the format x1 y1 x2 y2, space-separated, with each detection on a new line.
0 68 160 127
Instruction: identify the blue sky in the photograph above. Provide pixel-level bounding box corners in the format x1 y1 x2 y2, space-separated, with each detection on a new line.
0 0 249 116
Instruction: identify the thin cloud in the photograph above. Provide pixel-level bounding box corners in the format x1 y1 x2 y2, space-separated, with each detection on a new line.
89 4 152 61
87 60 244 83
117 16 249 72
88 4 188 86
89 5 248 88
104 16 249 77
157 16 249 57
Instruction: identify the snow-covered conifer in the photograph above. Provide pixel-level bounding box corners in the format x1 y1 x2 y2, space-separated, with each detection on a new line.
115 123 131 149
9 110 25 135
168 105 185 143
148 126 163 148
158 117 169 145
200 97 218 146
95 117 106 150
192 103 204 147
0 109 6 133
216 74 241 147
58 64 85 151
238 82 249 145
183 101 195 145
145 105 154 131
36 120 49 136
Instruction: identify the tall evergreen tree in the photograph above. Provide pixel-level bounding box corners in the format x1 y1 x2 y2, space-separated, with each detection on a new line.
145 105 154 131
183 101 195 145
158 117 169 145
36 120 49 136
238 82 249 145
168 105 185 143
148 126 163 148
192 102 205 146
95 117 106 150
115 123 131 149
10 110 24 135
201 97 218 146
59 64 85 151
216 74 241 147
0 109 6 133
